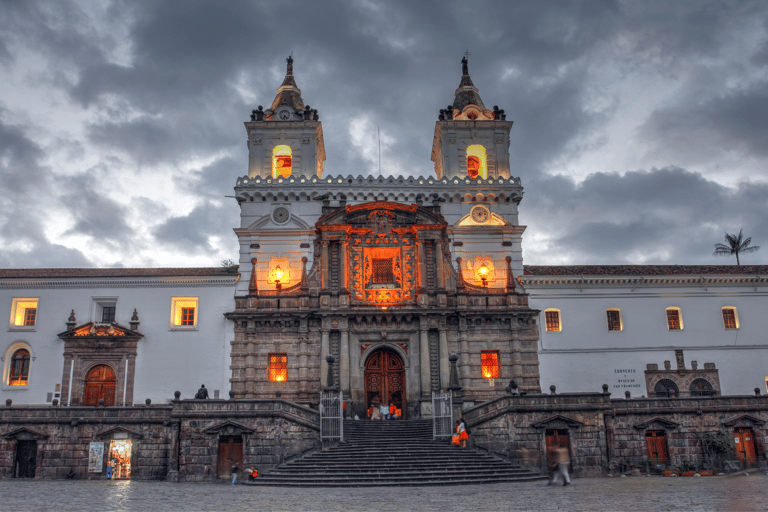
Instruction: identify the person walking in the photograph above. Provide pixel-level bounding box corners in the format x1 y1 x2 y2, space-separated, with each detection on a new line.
550 447 571 486
231 463 239 485
458 418 469 448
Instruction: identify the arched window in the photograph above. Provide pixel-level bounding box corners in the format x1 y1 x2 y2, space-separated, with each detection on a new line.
690 378 715 397
654 379 679 398
722 307 739 330
666 307 683 330
466 145 487 180
606 308 622 331
272 145 292 179
544 308 561 332
9 349 30 386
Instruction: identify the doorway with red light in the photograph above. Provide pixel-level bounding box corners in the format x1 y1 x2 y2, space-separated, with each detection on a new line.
364 348 405 418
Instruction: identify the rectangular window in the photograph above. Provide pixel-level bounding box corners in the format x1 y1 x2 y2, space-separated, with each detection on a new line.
268 353 288 382
171 297 199 328
722 308 738 330
372 258 393 284
666 309 682 330
481 351 499 379
10 298 38 329
606 310 622 331
101 306 116 323
545 310 561 332
181 307 195 326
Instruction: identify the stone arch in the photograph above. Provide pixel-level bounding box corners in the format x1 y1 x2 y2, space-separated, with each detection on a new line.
654 378 679 398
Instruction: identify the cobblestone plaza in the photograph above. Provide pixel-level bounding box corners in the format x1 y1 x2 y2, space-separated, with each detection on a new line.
3 475 768 511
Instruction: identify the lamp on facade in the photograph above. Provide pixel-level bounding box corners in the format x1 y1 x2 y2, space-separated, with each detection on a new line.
274 265 283 290
478 265 489 287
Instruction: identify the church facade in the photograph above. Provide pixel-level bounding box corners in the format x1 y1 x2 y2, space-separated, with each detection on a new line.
2 57 768 481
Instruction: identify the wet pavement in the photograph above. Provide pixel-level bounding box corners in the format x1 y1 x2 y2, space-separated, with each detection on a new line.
2 474 768 511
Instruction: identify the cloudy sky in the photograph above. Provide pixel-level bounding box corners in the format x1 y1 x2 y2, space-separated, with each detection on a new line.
1 0 767 268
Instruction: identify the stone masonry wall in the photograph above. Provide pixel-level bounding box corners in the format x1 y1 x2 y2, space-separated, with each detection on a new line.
463 393 612 478
0 405 173 480
173 399 319 482
609 395 768 470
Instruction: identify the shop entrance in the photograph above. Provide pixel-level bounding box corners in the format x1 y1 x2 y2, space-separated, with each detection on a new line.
108 440 132 479
545 429 571 472
217 436 243 479
364 349 405 416
84 365 116 407
734 427 758 469
14 440 37 478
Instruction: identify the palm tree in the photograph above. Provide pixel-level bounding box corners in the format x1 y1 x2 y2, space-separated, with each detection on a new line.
713 229 760 265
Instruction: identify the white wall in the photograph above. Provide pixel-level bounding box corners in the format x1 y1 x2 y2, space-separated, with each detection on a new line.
527 279 768 396
0 276 235 405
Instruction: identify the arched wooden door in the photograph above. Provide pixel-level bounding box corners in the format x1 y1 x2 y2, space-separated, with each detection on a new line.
84 365 116 406
364 349 405 415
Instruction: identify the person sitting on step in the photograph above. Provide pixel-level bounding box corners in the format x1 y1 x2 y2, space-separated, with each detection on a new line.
389 403 396 420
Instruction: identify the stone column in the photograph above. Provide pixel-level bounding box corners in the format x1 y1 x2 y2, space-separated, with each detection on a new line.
420 328 431 397
510 337 523 382
60 354 73 406
435 240 444 289
459 329 470 389
321 241 329 291
340 329 350 394
299 334 308 395
439 329 449 390
339 241 347 291
245 335 257 398
417 240 426 289
320 330 330 388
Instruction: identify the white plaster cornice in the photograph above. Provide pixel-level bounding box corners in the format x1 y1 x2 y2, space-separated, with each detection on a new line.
522 275 768 289
234 174 523 202
0 276 237 290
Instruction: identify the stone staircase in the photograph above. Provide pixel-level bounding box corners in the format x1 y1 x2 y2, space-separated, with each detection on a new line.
247 419 547 487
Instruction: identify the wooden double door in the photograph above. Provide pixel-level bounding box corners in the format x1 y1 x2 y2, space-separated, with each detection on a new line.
646 430 669 465
84 365 116 407
14 440 37 478
364 349 405 415
545 429 571 471
217 436 243 479
734 428 758 469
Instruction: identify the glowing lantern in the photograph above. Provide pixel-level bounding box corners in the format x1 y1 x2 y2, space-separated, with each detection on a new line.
478 265 489 287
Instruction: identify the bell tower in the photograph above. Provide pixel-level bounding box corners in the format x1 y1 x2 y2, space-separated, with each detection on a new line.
245 56 326 179
430 57 513 180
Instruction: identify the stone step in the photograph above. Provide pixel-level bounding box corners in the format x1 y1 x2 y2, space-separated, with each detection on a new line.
247 474 548 487
247 419 543 487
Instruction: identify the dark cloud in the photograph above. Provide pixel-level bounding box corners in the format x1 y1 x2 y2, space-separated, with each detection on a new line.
640 82 768 163
0 117 92 267
59 174 135 246
522 167 768 265
152 202 236 253
2 1 768 267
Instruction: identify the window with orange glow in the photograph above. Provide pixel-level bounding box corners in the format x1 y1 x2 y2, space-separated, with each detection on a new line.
606 309 622 331
481 351 499 379
9 349 30 386
171 297 198 328
466 145 487 179
666 308 682 330
372 258 393 284
272 145 292 178
545 309 561 332
10 298 38 328
722 307 738 330
268 353 288 382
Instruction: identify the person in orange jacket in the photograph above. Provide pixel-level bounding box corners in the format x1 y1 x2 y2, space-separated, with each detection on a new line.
389 403 396 420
